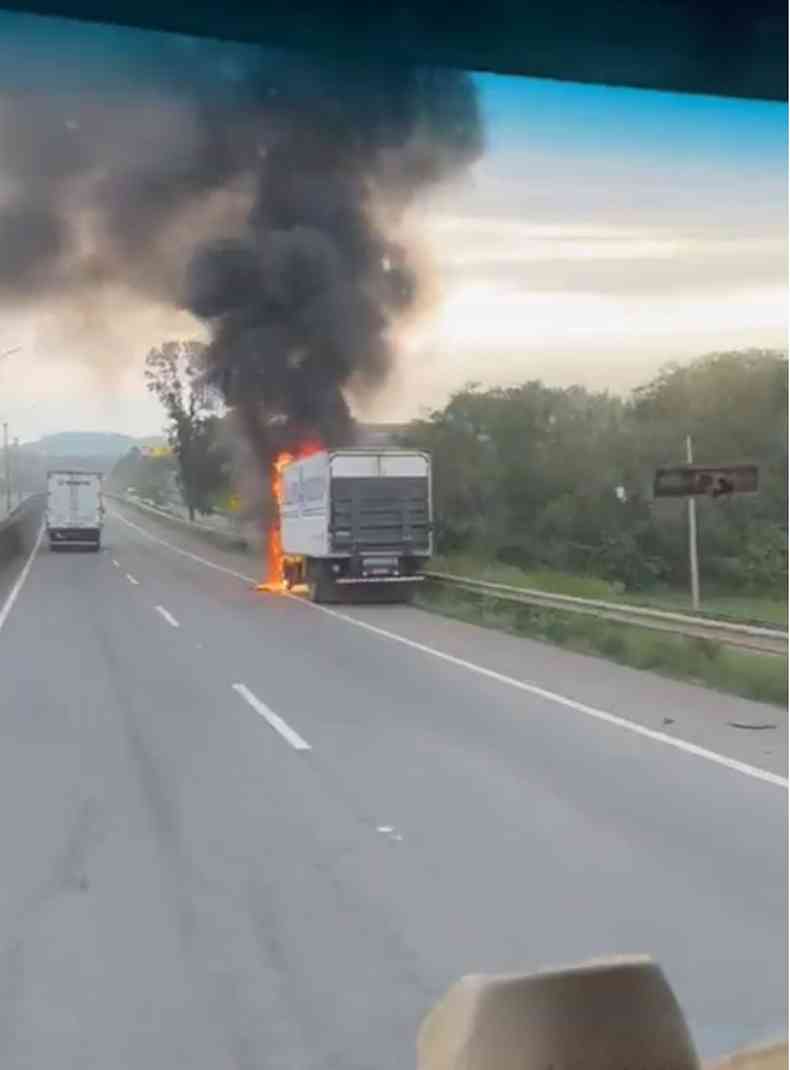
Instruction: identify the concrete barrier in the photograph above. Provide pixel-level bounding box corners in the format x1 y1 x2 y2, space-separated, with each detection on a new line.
0 494 45 569
105 494 254 553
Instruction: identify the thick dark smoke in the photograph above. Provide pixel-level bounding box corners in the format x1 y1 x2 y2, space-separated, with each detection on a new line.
0 14 482 459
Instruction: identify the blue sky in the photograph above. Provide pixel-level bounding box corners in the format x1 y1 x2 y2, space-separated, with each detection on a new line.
381 72 787 420
476 72 788 171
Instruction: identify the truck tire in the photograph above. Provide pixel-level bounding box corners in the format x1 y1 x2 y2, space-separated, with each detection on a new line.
283 560 301 590
395 583 415 604
306 560 338 604
380 582 414 604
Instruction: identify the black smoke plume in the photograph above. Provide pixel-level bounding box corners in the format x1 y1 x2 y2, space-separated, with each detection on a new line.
0 15 483 460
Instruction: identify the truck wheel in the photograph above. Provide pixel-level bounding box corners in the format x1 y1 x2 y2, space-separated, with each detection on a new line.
305 560 319 601
307 561 338 604
283 561 300 590
381 583 414 604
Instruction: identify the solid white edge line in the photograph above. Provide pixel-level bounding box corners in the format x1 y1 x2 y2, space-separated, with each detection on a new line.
300 600 789 791
109 505 787 789
154 605 180 628
109 509 256 584
125 573 139 585
232 683 311 751
0 522 45 634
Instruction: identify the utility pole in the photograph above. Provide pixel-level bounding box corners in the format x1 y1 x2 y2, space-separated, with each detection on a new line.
0 346 23 513
3 422 10 515
686 434 700 611
12 436 19 507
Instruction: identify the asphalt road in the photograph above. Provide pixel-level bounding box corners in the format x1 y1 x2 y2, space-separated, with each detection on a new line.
0 503 785 1068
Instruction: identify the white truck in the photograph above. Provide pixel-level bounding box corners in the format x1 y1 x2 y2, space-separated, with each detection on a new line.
280 449 432 602
46 470 104 551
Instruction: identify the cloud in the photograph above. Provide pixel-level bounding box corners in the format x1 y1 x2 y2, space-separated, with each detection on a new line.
409 282 786 348
422 215 787 298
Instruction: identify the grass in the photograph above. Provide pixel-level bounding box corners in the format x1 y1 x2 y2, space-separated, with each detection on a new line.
431 555 620 600
618 591 788 628
431 554 788 629
415 583 788 707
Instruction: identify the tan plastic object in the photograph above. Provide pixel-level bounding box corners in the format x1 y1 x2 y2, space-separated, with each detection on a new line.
418 955 701 1070
708 1043 788 1069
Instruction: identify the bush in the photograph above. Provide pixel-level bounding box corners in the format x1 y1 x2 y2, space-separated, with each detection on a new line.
689 637 719 662
597 627 627 659
496 543 538 570
417 583 787 705
512 605 543 636
436 524 472 555
595 532 663 592
631 634 676 671
742 524 788 593
543 616 571 645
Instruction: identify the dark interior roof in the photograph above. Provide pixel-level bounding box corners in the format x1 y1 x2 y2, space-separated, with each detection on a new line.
0 0 786 101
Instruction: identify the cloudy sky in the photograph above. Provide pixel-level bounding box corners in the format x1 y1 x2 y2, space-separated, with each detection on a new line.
376 75 788 419
0 24 786 440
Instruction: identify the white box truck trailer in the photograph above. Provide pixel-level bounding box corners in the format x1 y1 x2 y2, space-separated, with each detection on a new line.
280 449 432 602
47 470 104 551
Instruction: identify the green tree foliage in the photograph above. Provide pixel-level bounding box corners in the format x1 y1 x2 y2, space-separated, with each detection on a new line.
107 447 177 505
401 350 787 594
144 341 232 519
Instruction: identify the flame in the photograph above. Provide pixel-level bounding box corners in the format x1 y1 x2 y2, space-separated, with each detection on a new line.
258 439 324 592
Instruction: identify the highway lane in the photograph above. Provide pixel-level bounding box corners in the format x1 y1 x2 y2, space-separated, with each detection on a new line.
0 506 785 1067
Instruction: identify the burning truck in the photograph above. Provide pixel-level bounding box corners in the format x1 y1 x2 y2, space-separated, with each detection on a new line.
262 446 433 603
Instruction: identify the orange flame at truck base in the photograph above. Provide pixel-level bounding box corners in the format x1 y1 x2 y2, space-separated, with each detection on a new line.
257 440 324 593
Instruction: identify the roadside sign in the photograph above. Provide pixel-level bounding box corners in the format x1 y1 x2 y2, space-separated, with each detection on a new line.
653 464 758 499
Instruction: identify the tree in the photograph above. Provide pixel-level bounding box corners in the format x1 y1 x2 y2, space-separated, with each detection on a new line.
144 341 228 520
108 447 177 505
400 349 788 595
630 349 788 590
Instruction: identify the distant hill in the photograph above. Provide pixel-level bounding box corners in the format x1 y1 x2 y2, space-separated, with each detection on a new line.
21 425 401 467
26 432 135 458
13 431 168 488
22 431 167 459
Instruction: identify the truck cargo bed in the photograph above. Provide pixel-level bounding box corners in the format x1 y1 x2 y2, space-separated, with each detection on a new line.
330 476 431 554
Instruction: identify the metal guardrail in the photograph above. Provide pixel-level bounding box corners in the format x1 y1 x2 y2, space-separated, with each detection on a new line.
0 493 45 568
0 492 35 523
424 571 789 656
104 497 788 655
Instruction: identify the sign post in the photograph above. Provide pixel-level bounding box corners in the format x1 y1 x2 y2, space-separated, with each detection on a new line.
653 455 759 613
685 436 700 611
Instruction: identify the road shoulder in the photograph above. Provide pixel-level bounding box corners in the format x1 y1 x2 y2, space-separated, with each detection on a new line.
109 498 788 781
